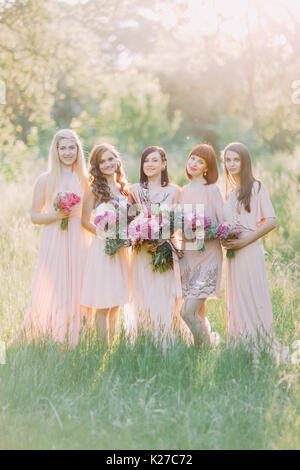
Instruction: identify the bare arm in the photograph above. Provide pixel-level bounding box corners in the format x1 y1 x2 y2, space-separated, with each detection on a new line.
31 174 67 225
171 186 184 249
172 186 182 206
222 217 277 250
81 186 97 235
128 184 138 205
213 185 224 224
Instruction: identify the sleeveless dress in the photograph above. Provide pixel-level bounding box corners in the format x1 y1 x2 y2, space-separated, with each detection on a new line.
81 196 130 309
21 171 92 347
179 183 223 299
223 181 277 342
126 183 182 342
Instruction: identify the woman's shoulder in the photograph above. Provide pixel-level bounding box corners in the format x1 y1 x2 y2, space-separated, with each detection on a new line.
85 184 94 196
129 182 141 194
252 180 264 195
34 172 49 187
167 182 180 193
208 182 221 191
207 183 223 198
130 182 140 189
82 174 89 187
37 171 48 181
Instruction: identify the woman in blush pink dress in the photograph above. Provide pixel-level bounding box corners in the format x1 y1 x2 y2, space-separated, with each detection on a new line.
179 144 223 347
127 146 184 345
222 142 287 360
81 144 130 346
19 129 91 347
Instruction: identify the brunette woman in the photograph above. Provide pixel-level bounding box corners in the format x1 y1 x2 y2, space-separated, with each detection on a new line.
128 146 182 343
222 142 287 360
81 143 129 345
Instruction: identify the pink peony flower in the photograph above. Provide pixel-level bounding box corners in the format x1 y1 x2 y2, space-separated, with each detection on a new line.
54 192 81 230
204 216 211 229
217 223 232 239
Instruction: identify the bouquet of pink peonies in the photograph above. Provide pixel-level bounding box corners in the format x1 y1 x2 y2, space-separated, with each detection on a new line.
54 192 81 230
94 209 118 233
183 213 219 251
94 201 132 256
217 222 243 258
128 206 183 273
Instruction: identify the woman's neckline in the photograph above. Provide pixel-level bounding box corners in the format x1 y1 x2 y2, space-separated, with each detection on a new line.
60 169 77 191
143 182 169 189
186 181 208 190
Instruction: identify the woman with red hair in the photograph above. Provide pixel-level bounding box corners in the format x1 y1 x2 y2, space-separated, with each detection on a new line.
179 144 223 347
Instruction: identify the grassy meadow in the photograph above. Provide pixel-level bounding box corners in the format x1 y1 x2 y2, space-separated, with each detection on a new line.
0 152 299 450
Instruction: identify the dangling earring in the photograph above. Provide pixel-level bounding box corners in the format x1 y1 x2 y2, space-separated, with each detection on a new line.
203 170 208 177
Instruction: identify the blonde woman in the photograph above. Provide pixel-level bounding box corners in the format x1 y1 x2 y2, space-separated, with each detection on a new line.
20 129 91 347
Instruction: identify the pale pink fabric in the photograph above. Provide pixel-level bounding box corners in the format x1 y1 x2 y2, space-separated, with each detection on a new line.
127 183 182 341
223 181 276 341
179 183 223 299
81 199 130 309
21 172 91 347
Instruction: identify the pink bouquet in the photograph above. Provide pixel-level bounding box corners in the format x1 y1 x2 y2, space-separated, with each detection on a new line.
183 213 219 251
127 209 160 243
54 192 81 230
128 206 183 273
217 222 243 258
94 201 132 256
94 210 118 233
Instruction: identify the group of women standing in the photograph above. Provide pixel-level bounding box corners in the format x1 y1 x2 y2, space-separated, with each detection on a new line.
17 128 285 359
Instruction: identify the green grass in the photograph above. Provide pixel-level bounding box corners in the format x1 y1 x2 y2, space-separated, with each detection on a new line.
0 173 299 450
0 332 299 450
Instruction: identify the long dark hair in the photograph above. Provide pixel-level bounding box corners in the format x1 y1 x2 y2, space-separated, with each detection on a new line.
185 143 219 184
89 143 128 204
223 142 260 213
140 146 169 187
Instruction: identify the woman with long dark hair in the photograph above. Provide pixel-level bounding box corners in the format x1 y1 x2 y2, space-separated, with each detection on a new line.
179 144 223 347
128 146 183 343
81 143 130 345
222 142 287 359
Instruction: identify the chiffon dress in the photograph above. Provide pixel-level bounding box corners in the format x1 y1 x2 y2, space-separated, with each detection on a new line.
81 196 130 309
223 181 277 343
179 183 223 300
127 183 182 342
22 171 91 347
178 183 223 345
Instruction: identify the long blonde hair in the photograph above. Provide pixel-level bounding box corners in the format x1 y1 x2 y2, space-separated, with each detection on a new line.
46 129 88 202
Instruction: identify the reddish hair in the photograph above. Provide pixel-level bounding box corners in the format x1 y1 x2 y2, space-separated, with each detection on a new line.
185 144 219 185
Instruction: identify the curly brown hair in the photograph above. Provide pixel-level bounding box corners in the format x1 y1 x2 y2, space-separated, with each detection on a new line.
88 143 128 204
